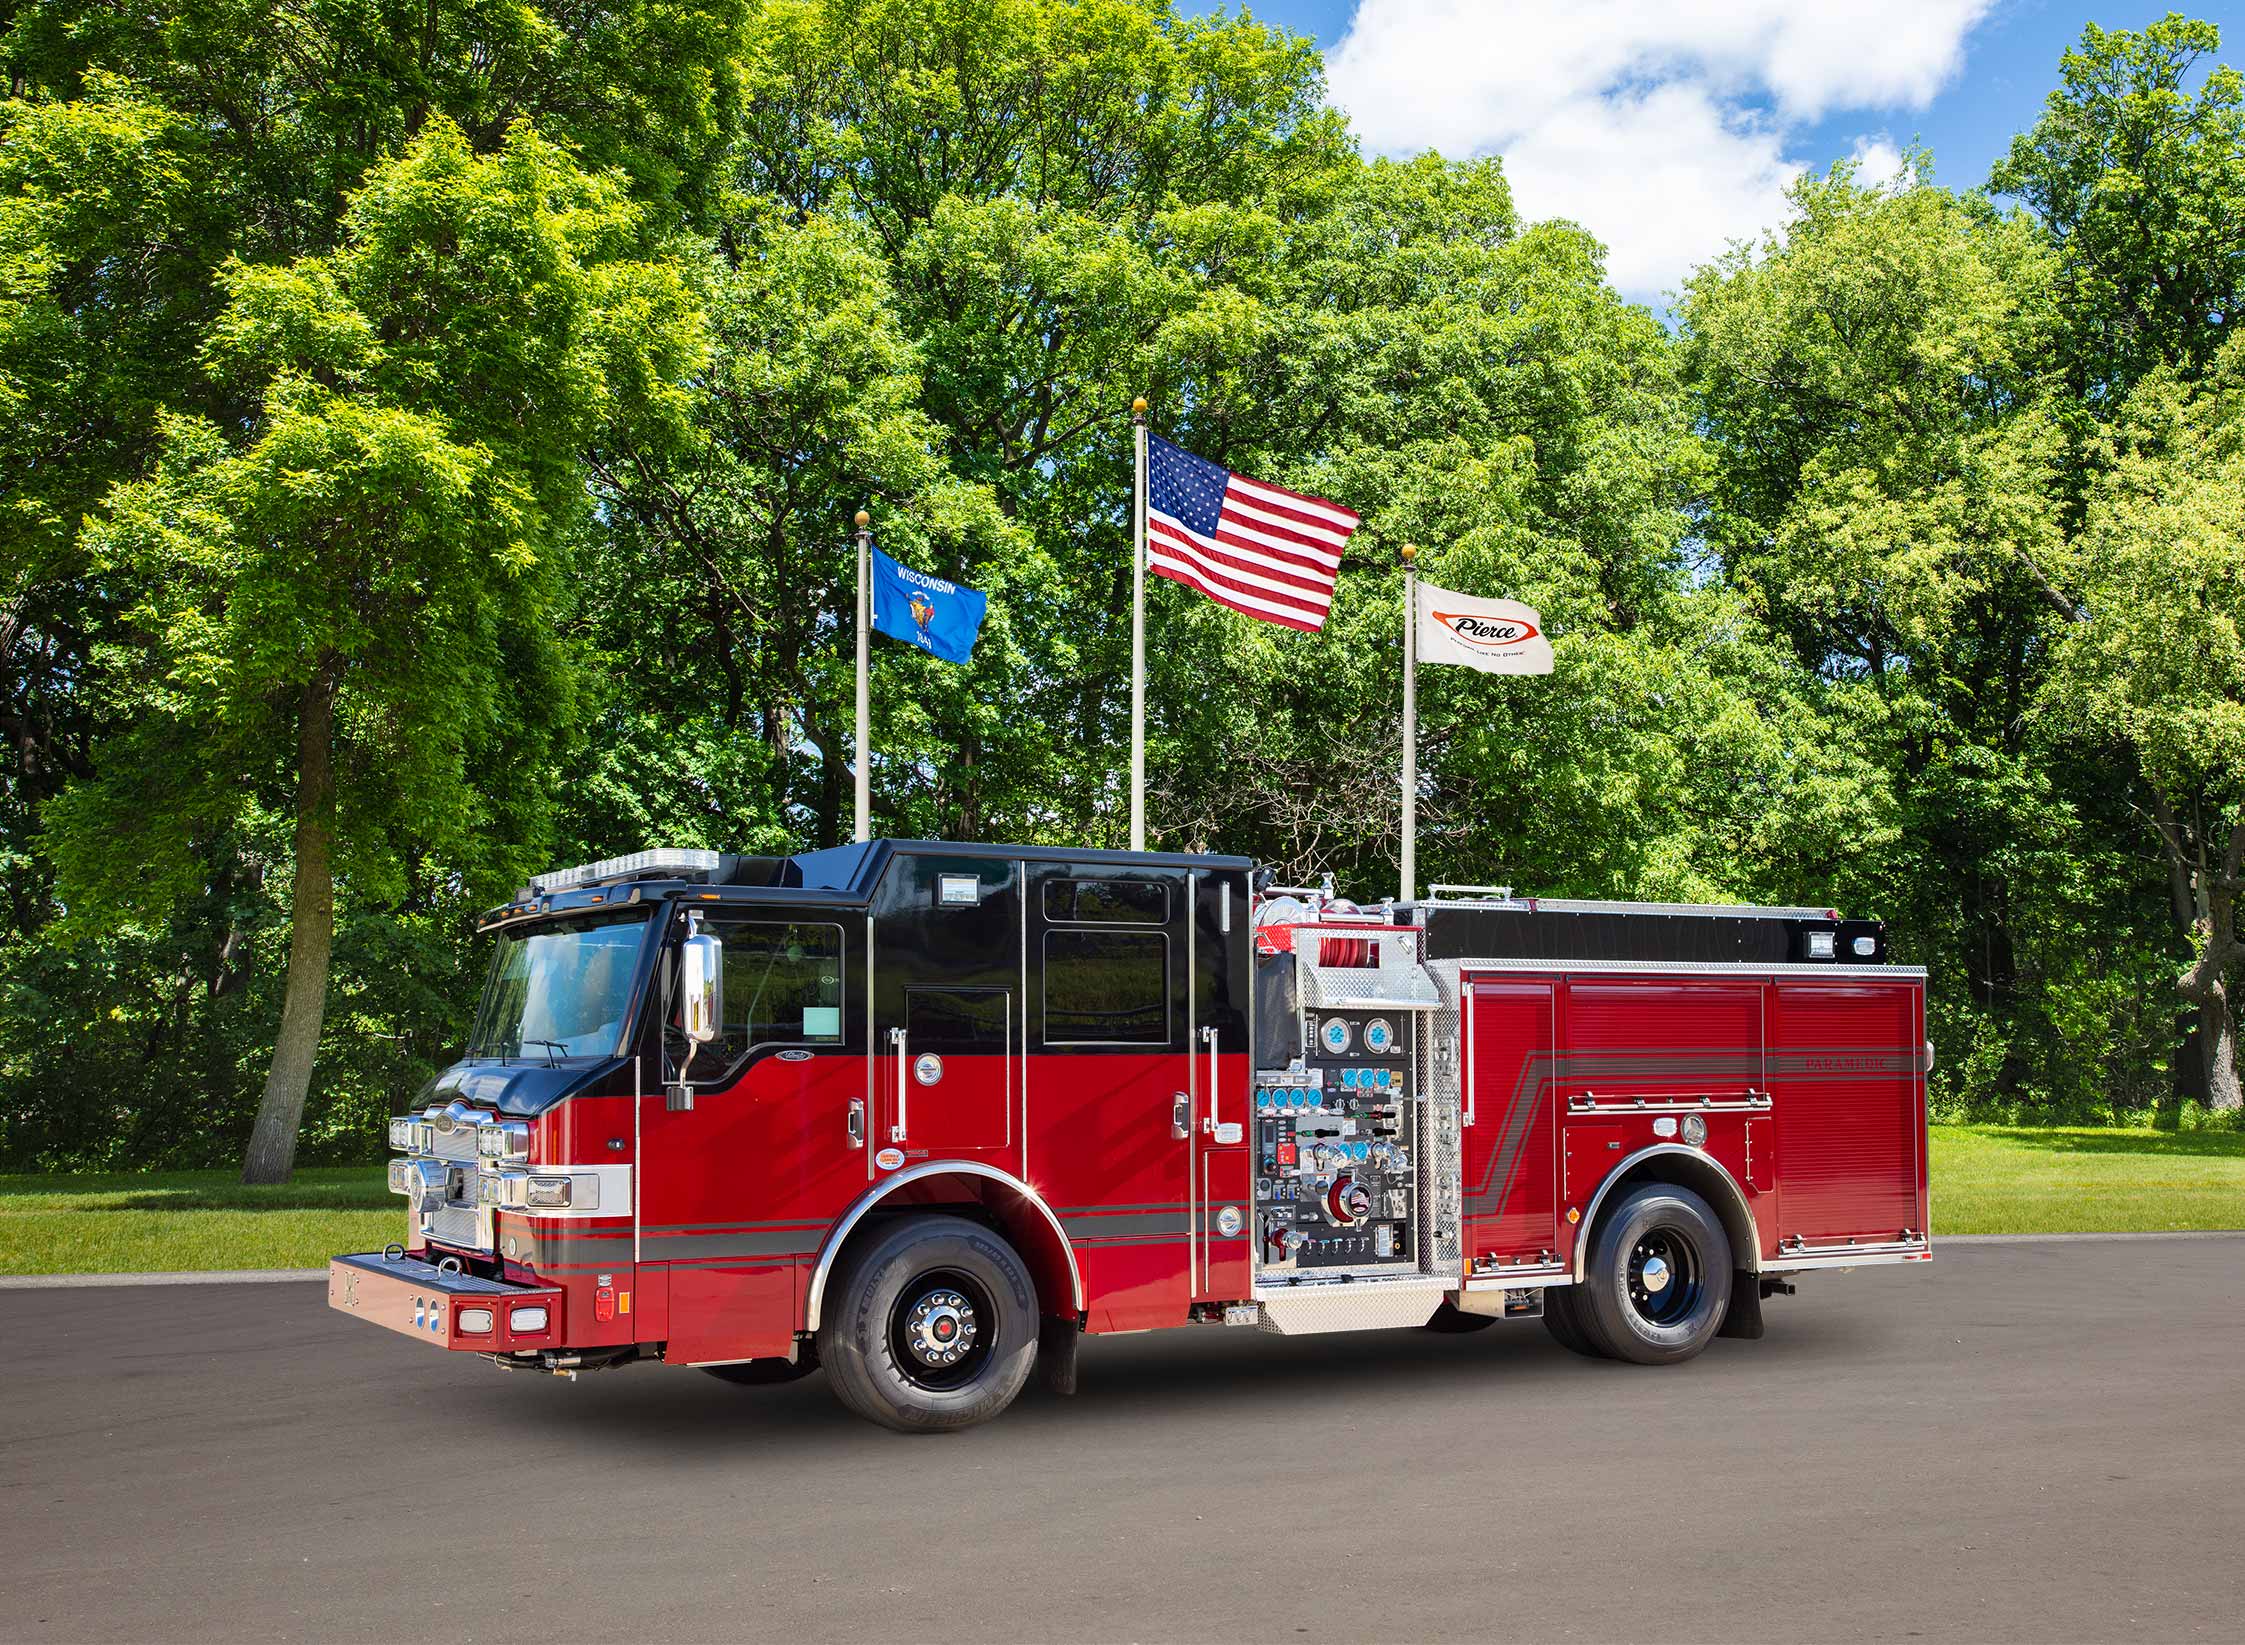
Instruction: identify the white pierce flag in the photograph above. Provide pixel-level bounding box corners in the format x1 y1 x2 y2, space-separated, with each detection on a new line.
1414 581 1554 674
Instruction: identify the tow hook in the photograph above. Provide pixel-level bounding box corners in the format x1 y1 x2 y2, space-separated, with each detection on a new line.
1759 1277 1797 1300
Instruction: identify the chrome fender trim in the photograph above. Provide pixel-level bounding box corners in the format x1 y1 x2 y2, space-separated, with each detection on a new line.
1570 1143 1762 1281
802 1160 1085 1334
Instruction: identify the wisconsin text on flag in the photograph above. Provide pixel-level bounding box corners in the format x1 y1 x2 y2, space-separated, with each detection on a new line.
1146 434 1360 631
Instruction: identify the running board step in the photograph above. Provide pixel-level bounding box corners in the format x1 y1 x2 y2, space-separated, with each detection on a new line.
1253 1277 1454 1336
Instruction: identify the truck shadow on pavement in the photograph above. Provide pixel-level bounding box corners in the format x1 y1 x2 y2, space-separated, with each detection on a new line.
446 1304 1882 1456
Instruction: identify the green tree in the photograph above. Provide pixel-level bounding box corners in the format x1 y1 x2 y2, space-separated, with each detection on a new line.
2050 336 2245 1109
1136 151 1889 904
1682 162 2177 1115
47 120 701 1180
1992 14 2245 401
579 207 1019 855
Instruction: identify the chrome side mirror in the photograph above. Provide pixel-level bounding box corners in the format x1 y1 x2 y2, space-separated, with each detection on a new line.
680 931 724 1044
669 928 724 1112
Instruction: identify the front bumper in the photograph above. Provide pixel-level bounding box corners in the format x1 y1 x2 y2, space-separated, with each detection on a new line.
328 1251 564 1353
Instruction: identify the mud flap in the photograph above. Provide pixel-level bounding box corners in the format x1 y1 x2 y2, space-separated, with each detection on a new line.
1037 1315 1080 1396
1718 1270 1765 1340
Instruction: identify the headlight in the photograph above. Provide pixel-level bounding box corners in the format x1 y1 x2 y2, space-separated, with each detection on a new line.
482 1171 596 1212
387 1118 415 1151
386 1158 412 1195
477 1121 531 1164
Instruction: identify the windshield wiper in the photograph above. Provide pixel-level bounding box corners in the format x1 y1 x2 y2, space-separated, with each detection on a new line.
519 1038 569 1068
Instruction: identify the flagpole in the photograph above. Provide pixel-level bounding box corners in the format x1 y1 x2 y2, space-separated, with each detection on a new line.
1401 542 1418 904
1130 395 1148 853
854 508 871 843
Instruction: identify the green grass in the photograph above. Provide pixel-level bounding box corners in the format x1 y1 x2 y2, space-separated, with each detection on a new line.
0 1166 397 1274
1929 1125 2245 1234
0 1128 2238 1274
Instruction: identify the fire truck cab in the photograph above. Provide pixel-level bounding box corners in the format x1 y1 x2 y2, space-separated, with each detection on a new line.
331 840 1930 1431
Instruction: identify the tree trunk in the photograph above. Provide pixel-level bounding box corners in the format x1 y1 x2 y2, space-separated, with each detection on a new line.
2198 988 2243 1112
2152 792 2211 1107
2171 816 2245 1114
241 661 341 1184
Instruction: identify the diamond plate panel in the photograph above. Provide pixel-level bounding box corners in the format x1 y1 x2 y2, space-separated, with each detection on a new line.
1256 1277 1455 1335
1419 960 1465 1273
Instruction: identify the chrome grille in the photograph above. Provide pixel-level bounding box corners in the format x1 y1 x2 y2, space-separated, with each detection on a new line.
424 1203 487 1252
424 1128 481 1163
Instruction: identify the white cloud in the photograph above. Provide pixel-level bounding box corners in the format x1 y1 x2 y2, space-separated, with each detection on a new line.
1849 136 1909 192
1326 0 1994 301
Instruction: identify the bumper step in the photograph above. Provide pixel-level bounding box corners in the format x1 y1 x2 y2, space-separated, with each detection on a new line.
328 1252 564 1354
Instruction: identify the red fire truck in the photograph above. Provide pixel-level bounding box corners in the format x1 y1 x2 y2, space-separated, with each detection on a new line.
329 841 1931 1431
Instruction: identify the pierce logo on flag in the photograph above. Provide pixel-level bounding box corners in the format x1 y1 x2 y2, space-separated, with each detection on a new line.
1146 434 1359 631
1415 582 1553 674
1431 610 1542 649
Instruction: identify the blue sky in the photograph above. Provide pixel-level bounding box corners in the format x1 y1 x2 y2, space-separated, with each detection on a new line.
1179 2 2240 307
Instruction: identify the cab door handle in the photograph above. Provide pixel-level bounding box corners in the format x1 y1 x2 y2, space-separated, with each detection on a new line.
847 1099 865 1147
1199 1025 1221 1133
889 1027 908 1143
1172 1094 1189 1140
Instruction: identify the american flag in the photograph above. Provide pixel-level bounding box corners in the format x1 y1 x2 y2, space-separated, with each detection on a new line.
1146 434 1359 631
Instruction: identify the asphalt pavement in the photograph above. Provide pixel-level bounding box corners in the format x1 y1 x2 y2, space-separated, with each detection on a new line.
2 1237 2239 1643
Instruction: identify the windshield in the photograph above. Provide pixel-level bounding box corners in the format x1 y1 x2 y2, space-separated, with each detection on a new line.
468 912 650 1060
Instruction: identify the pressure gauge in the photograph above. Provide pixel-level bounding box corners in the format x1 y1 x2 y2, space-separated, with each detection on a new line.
1363 1017 1395 1055
1319 1017 1353 1055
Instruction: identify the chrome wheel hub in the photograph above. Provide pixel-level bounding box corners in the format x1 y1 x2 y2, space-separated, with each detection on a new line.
1626 1228 1702 1326
905 1290 977 1368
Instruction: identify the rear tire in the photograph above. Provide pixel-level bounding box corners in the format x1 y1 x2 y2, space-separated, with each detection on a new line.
1540 1285 1608 1358
1576 1183 1732 1366
1423 1299 1499 1334
818 1214 1038 1432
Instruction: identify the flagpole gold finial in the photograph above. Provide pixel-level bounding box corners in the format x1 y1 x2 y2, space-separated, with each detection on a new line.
854 509 870 530
1131 396 1148 419
1400 542 1418 564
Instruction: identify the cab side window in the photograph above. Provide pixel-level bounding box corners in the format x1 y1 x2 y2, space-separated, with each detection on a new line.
1041 875 1173 1045
721 922 845 1048
668 920 845 1074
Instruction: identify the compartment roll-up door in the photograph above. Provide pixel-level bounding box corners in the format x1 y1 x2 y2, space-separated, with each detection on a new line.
1768 982 1923 1243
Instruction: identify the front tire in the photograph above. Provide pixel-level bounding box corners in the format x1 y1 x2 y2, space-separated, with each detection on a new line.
1576 1183 1732 1365
818 1214 1038 1432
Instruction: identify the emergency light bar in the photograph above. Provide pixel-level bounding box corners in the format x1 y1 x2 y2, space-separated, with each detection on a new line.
529 849 722 893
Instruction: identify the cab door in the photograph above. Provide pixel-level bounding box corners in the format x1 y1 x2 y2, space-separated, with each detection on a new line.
1462 975 1561 1270
638 909 862 1363
1025 862 1197 1331
872 853 1019 1168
